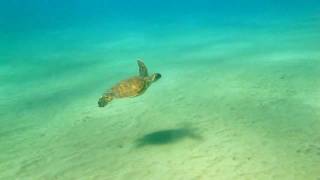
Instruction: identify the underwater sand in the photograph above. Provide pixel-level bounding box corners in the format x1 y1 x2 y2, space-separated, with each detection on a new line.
1 16 320 179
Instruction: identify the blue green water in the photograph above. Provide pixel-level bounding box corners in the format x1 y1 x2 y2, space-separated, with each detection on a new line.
1 1 320 179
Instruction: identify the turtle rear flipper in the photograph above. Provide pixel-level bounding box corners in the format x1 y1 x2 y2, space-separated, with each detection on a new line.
137 60 148 77
98 93 114 107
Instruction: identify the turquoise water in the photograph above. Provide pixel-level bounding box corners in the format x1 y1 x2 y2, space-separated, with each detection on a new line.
1 1 320 179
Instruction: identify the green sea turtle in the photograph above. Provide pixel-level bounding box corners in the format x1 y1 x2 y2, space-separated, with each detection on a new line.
98 60 161 107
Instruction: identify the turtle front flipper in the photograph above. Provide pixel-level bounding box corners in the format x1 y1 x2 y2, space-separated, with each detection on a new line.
137 60 148 77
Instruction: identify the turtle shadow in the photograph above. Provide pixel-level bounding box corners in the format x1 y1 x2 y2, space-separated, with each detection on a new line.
135 128 202 148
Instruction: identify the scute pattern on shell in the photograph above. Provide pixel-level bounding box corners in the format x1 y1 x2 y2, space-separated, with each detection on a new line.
111 76 146 98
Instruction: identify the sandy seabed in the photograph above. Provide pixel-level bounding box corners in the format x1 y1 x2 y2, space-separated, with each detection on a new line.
1 20 320 179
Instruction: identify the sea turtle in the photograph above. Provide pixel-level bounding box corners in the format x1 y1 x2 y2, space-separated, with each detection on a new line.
98 60 161 107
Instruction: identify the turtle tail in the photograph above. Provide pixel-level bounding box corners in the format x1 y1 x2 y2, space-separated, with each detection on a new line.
98 93 113 107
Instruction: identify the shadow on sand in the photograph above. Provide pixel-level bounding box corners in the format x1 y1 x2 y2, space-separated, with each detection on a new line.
135 127 202 147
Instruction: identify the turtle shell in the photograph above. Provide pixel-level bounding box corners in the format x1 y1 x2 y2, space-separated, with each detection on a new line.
110 76 147 98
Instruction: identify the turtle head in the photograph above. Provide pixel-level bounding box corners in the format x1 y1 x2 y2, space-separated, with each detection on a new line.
150 73 161 83
98 95 113 107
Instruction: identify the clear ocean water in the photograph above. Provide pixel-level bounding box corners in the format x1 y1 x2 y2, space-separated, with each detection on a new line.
1 1 320 179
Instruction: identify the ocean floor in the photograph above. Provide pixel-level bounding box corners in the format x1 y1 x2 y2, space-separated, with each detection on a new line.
1 18 320 179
